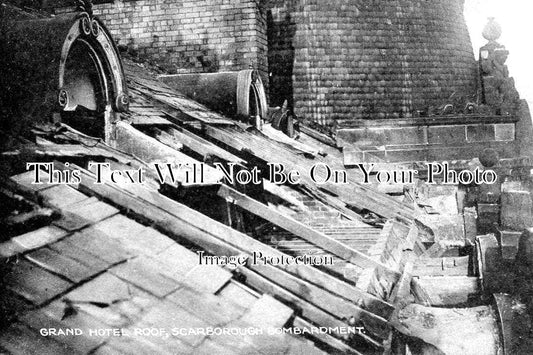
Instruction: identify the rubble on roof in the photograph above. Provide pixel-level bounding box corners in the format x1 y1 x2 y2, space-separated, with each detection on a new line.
2 3 533 354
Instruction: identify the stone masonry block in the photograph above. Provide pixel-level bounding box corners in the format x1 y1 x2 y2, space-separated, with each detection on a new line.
494 123 515 142
463 206 478 245
477 203 500 235
466 124 496 143
501 190 533 231
498 229 522 261
427 125 466 145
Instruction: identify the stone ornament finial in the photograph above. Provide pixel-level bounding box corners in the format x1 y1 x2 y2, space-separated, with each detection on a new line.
482 17 502 42
478 17 520 116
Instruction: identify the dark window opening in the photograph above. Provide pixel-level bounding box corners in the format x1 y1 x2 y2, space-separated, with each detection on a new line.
61 39 107 138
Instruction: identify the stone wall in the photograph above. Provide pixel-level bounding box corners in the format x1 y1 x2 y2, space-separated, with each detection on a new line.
55 0 268 75
267 0 479 125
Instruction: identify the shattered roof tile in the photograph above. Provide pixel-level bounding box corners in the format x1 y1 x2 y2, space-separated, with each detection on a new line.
0 168 335 354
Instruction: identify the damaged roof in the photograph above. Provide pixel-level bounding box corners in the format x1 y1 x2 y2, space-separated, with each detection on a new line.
0 4 432 354
1 170 328 354
0 58 406 355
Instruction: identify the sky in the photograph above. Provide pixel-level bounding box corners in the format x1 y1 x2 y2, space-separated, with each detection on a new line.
463 0 533 105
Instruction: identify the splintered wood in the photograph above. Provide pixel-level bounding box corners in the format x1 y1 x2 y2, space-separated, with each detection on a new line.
1 169 334 354
394 304 500 355
54 162 393 351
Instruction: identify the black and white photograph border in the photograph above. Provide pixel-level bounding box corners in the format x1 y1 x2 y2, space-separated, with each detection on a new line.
0 0 532 354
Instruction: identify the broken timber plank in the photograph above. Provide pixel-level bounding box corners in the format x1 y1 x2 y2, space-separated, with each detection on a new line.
71 162 393 321
387 251 416 305
129 114 175 126
113 120 186 163
299 125 338 148
250 263 390 340
16 143 107 159
201 125 414 221
200 127 363 220
113 121 223 185
89 170 392 317
263 180 305 210
260 123 320 157
299 185 366 222
132 85 235 126
218 184 400 277
58 123 156 168
238 267 383 350
154 126 245 165
60 163 394 333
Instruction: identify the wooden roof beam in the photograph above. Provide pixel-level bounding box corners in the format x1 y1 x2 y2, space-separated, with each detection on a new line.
218 184 401 279
58 163 394 337
153 127 246 165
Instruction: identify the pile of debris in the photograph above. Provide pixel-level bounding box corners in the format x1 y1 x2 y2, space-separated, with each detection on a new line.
0 3 532 355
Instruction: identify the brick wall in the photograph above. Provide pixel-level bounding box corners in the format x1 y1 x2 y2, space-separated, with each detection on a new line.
267 0 478 125
57 0 268 76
